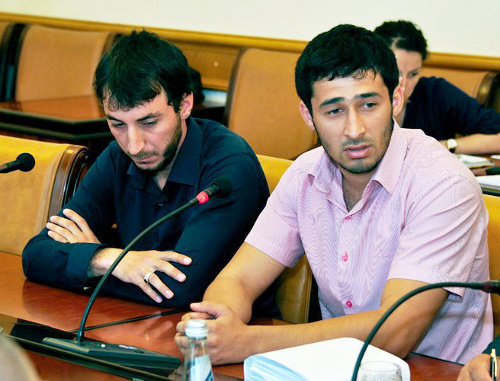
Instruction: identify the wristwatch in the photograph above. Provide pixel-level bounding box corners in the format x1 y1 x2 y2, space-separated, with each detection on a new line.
446 138 458 153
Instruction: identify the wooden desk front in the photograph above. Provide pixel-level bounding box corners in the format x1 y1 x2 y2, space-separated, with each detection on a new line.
0 252 462 380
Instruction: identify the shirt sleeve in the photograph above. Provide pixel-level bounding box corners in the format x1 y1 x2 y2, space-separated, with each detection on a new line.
245 161 305 268
388 172 489 298
22 147 117 288
435 78 500 136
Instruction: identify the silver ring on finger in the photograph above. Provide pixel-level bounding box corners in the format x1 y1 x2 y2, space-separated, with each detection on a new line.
143 271 154 285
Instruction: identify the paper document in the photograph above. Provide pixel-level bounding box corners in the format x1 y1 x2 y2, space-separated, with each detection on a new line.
455 154 493 169
476 175 500 191
243 337 410 381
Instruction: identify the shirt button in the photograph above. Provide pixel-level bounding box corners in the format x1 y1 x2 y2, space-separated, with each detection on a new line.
346 300 353 308
341 252 348 262
345 215 352 220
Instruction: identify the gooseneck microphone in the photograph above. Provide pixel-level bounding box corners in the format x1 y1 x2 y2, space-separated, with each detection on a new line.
43 176 233 364
351 280 500 381
0 153 35 174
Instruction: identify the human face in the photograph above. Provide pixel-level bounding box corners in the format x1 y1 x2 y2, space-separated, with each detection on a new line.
104 91 192 175
299 73 403 180
393 48 423 105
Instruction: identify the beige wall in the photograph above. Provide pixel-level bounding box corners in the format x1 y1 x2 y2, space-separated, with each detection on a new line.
1 0 500 58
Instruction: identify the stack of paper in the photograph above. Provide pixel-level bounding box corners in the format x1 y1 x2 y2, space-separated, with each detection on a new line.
243 337 410 381
455 154 493 169
476 175 500 193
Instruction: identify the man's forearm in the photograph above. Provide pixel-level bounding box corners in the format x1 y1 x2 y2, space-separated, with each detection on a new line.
443 133 500 155
87 247 122 278
203 275 255 323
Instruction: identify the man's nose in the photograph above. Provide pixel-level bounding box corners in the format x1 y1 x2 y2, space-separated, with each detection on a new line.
344 110 366 139
127 127 145 156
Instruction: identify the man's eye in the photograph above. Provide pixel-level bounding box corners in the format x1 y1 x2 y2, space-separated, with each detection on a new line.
410 72 420 78
142 120 157 127
110 122 124 128
327 108 342 115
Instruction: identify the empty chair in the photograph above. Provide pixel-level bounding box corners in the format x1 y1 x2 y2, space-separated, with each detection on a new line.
14 24 116 101
484 194 500 337
225 48 318 160
0 135 88 255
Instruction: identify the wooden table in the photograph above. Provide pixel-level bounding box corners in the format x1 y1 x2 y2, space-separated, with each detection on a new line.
0 252 463 380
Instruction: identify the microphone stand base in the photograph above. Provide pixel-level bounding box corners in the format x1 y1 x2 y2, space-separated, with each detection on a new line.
43 337 180 368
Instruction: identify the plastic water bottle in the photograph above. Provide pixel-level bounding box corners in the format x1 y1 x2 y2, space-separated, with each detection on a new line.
181 319 214 381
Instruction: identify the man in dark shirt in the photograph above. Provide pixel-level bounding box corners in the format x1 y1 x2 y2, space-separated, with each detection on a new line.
374 20 500 155
22 30 269 308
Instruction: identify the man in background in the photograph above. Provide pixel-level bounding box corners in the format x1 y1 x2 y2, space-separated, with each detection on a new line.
22 30 271 311
176 24 492 365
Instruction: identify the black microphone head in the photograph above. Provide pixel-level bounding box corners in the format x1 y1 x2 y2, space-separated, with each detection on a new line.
212 176 232 197
17 153 35 172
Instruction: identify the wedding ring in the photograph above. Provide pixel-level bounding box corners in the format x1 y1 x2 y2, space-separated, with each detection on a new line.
143 271 154 284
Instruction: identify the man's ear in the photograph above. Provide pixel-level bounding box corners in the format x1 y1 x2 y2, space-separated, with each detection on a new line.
299 101 315 131
179 93 194 120
391 85 404 118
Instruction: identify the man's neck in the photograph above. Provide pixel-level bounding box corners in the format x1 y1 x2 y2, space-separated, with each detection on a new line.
341 171 372 212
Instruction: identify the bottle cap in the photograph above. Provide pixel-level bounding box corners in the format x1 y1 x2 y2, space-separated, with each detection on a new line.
185 319 209 339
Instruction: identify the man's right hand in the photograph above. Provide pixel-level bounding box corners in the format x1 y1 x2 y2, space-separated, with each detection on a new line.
87 248 192 303
89 248 192 303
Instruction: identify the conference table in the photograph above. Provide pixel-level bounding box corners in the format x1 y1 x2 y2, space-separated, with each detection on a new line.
0 251 463 380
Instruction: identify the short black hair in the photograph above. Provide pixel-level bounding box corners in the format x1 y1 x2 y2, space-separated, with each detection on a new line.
94 30 192 112
374 20 428 61
295 24 400 114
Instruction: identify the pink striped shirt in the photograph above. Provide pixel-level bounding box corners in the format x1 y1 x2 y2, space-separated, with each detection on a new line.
246 124 492 364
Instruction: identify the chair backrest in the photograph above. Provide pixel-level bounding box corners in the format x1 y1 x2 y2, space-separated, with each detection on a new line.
484 194 500 337
420 67 499 107
257 154 316 323
0 22 26 102
14 24 116 101
226 48 318 160
0 135 88 255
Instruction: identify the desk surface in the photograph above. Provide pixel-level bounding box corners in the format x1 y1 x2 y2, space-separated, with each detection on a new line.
0 252 463 380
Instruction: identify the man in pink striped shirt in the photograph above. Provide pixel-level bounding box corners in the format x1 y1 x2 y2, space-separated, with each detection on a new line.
176 24 492 365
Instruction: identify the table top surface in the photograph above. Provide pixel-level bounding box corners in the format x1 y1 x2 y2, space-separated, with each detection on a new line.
0 252 463 380
0 96 105 123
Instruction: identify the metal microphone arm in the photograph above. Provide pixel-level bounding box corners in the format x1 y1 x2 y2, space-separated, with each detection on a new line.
351 280 500 381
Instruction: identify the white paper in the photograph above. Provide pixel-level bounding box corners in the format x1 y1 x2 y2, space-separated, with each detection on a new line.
454 154 493 168
243 337 410 381
476 175 500 187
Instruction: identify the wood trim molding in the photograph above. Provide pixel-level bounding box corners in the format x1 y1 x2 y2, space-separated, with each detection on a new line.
2 12 500 89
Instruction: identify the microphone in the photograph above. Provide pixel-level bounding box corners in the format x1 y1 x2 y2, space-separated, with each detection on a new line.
0 153 35 174
43 176 233 365
351 280 500 381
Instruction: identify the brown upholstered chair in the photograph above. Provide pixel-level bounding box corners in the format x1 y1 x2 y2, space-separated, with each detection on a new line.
14 24 116 101
0 135 88 255
257 154 318 323
484 194 500 337
225 48 318 160
420 67 500 108
0 22 26 101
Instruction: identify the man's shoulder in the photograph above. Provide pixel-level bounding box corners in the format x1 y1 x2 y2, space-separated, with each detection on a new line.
194 117 258 158
400 128 481 191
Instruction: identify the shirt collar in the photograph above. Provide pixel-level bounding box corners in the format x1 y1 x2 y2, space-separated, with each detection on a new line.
127 117 202 190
